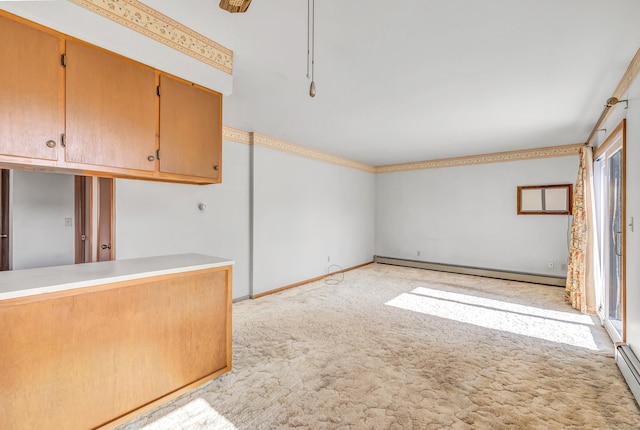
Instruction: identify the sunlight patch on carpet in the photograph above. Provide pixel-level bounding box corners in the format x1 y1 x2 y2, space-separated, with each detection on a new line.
141 398 237 430
386 287 599 350
410 286 595 325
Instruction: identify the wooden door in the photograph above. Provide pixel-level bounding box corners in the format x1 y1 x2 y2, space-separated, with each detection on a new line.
159 75 222 180
97 178 114 262
65 41 157 172
0 170 9 271
0 15 62 161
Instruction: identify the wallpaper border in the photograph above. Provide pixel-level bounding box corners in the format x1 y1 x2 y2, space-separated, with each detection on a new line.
222 126 580 174
222 126 251 145
251 133 376 173
375 144 583 173
68 0 233 74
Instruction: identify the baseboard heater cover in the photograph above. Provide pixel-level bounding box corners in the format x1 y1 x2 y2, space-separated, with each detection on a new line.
373 256 566 287
617 345 640 405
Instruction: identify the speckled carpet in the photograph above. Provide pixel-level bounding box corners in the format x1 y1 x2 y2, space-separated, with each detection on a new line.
118 263 640 429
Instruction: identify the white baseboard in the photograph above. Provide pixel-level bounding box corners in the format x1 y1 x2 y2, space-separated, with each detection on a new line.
617 345 640 404
373 256 566 287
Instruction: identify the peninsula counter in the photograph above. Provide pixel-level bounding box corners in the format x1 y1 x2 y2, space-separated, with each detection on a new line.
0 253 234 430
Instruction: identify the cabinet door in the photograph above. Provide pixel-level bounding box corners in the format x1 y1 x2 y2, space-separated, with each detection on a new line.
159 75 222 181
0 15 62 161
65 41 157 172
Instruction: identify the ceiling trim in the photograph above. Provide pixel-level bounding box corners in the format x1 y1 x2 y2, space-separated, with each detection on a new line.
68 0 233 74
375 144 583 174
586 47 639 145
222 125 580 174
613 48 640 100
251 133 376 173
223 126 251 144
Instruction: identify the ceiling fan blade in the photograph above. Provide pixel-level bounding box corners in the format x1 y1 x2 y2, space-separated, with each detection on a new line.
219 0 253 13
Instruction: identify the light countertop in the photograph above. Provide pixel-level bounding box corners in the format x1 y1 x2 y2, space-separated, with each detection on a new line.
0 253 234 301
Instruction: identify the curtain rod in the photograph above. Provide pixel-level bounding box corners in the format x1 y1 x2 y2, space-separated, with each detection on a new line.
585 97 618 145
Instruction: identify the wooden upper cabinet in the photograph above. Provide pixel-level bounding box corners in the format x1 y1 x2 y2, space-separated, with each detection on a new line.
0 12 224 184
159 75 222 181
65 40 158 172
0 15 62 162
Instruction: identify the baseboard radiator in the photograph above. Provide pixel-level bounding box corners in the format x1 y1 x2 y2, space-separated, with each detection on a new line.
617 345 640 404
373 256 566 287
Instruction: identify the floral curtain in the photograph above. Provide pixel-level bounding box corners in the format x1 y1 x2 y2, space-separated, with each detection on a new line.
566 146 597 313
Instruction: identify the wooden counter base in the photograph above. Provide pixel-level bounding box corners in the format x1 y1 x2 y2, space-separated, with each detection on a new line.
0 265 233 430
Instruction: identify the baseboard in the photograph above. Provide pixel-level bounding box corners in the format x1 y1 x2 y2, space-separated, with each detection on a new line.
617 345 640 405
251 261 373 299
373 256 566 287
232 295 250 303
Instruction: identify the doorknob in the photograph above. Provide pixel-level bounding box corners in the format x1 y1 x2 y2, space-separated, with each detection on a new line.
101 244 111 250
0 234 7 238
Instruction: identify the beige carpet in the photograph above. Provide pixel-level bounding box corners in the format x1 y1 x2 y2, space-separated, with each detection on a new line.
118 263 640 429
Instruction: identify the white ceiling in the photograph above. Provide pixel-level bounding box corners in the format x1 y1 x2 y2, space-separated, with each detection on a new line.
5 0 640 166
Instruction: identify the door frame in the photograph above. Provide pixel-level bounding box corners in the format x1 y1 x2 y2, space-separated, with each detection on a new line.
594 119 626 342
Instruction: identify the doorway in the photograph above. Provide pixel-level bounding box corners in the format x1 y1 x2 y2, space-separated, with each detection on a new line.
0 169 9 271
594 120 626 343
75 176 114 263
97 177 114 262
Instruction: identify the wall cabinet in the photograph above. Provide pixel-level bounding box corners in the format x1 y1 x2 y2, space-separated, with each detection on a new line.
159 75 222 181
0 15 62 164
65 40 158 173
0 12 222 185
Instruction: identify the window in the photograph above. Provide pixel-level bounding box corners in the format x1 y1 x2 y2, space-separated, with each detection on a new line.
517 184 572 215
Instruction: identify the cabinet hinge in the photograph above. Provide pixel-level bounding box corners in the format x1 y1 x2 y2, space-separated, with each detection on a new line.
60 133 66 147
156 149 160 160
156 86 160 97
61 53 67 68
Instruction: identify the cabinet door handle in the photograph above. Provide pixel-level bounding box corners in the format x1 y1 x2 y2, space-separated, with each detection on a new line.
46 140 56 148
147 155 155 162
214 165 220 171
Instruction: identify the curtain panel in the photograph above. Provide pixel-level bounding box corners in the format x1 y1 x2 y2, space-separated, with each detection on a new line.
566 146 596 313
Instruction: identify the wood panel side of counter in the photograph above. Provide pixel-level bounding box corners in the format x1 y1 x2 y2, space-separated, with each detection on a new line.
0 265 232 430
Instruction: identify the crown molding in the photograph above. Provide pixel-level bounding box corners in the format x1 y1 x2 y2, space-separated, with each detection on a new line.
222 126 251 144
251 133 376 173
375 144 583 174
68 0 233 74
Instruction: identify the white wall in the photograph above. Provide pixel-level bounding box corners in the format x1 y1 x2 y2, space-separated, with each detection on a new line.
376 156 579 276
252 145 376 295
11 170 75 270
596 75 640 356
115 140 252 299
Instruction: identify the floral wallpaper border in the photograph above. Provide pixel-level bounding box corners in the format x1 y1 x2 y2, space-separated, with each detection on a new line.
251 133 376 173
68 0 233 74
222 126 580 174
222 126 251 145
613 48 640 99
375 144 583 173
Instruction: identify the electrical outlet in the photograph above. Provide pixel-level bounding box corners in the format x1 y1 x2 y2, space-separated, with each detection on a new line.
328 256 330 262
64 217 72 227
417 251 421 257
548 261 554 269
561 263 567 271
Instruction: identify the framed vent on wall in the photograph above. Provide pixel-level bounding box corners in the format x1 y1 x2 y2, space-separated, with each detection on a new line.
517 184 573 215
